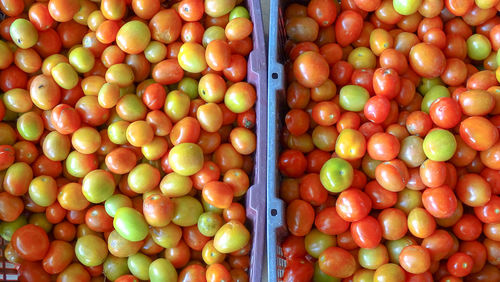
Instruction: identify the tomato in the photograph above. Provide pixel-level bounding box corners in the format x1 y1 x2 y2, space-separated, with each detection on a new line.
128 163 161 194
367 132 400 161
112 207 148 243
293 51 330 88
375 159 409 192
364 95 390 124
171 196 203 227
283 258 314 282
320 157 353 192
51 104 81 134
41 240 73 274
408 207 436 238
373 263 405 282
409 43 446 78
350 215 382 248
423 129 457 161
358 244 389 270
11 224 49 261
335 10 363 47
399 245 431 274
456 173 492 207
447 252 474 277
318 246 356 278
460 116 499 152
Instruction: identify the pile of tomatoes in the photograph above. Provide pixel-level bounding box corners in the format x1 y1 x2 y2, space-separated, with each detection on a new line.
0 0 258 281
278 0 500 281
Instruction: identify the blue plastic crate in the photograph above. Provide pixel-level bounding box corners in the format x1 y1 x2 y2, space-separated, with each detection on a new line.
267 0 291 280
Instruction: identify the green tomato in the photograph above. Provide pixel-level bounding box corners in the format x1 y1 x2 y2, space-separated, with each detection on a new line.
128 252 152 280
82 169 115 203
395 188 423 214
305 229 336 258
149 258 178 282
423 129 457 161
10 19 38 49
108 121 130 145
202 197 223 213
353 269 375 282
114 207 149 242
150 223 182 248
417 77 443 95
178 77 199 99
51 63 79 90
159 172 193 197
393 0 422 15
75 235 108 267
496 50 500 67
313 262 341 282
386 236 416 264
229 6 250 20
213 220 250 253
467 34 492 61
0 215 27 241
202 26 226 47
339 85 369 112
171 195 203 226
69 46 95 73
103 255 129 281
17 112 44 141
358 244 389 269
164 90 190 122
320 158 353 193
120 84 136 96
65 151 96 178
198 212 224 237
421 85 450 113
347 47 376 69
0 40 12 69
28 213 52 233
116 94 147 122
145 41 167 63
105 194 133 217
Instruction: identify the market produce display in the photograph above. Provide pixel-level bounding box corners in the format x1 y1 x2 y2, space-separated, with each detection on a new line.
276 0 500 280
0 0 259 281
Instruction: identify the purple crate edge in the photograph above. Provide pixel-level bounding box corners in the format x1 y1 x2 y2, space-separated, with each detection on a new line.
245 0 267 281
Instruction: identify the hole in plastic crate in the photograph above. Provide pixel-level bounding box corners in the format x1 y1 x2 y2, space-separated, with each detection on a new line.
271 208 278 216
272 73 279 79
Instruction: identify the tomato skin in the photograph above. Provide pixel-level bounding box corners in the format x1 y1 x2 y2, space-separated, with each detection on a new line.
350 215 382 248
336 188 372 222
335 10 363 47
314 207 350 235
447 252 474 277
365 180 398 210
367 132 400 161
307 0 337 27
42 240 73 274
375 159 409 192
364 95 390 124
293 51 330 88
12 224 50 261
373 68 400 99
318 246 356 278
286 199 315 237
409 43 446 78
460 116 499 152
279 150 307 178
422 185 457 219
